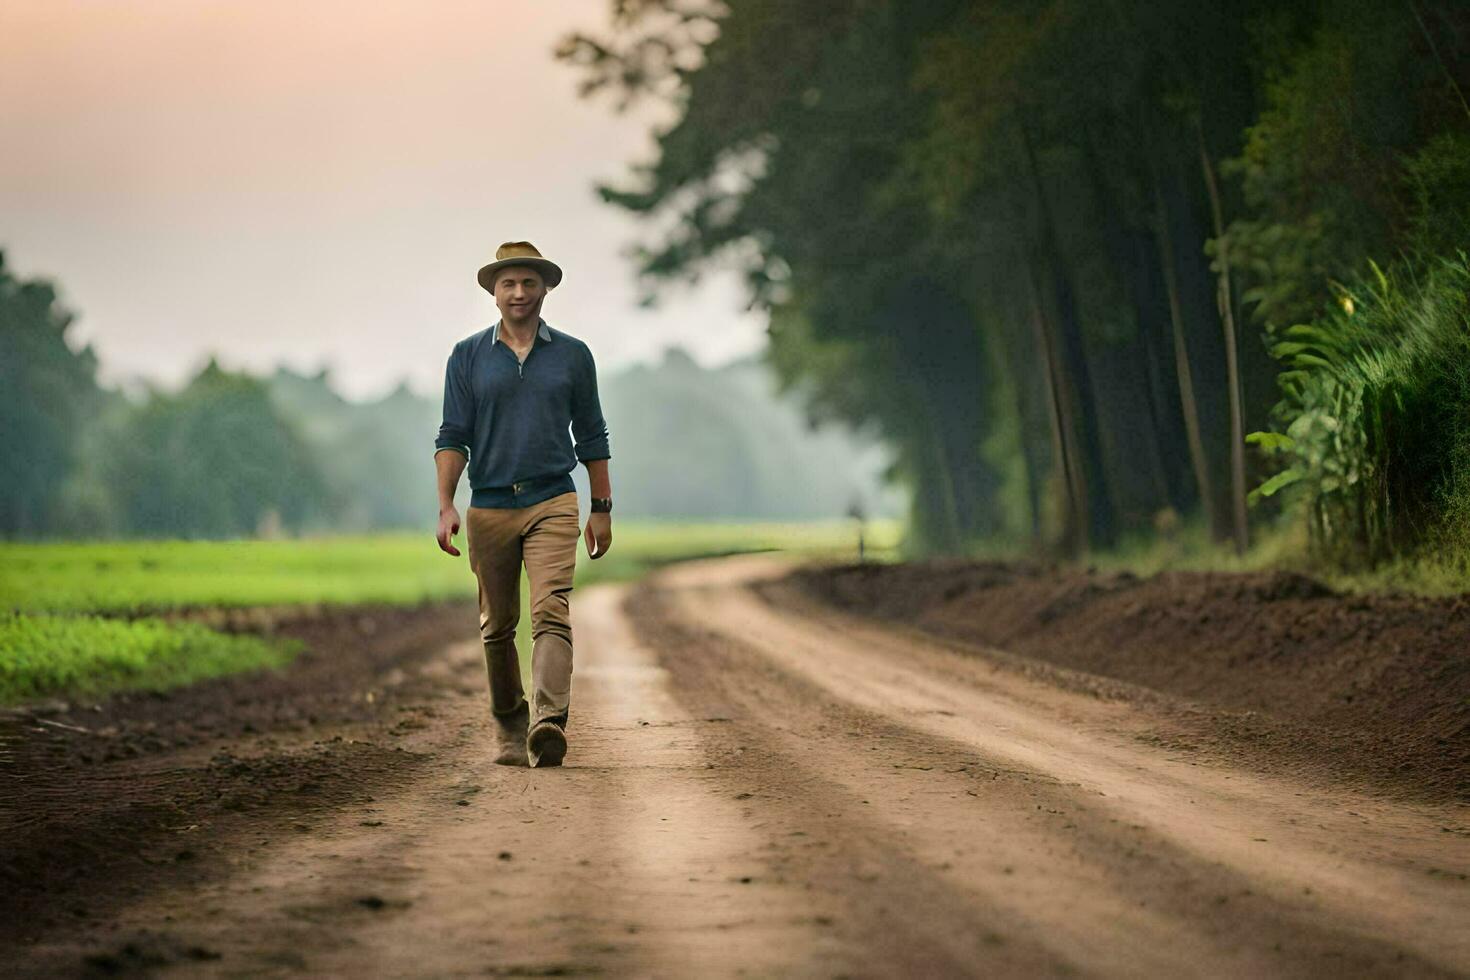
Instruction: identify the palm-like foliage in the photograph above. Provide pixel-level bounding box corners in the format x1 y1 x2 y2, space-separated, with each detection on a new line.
1250 256 1470 564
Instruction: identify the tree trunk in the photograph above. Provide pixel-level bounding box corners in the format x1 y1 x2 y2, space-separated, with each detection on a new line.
1018 112 1116 550
1006 330 1046 545
1197 123 1249 555
1026 262 1086 555
1078 121 1178 517
1152 172 1220 537
929 406 964 552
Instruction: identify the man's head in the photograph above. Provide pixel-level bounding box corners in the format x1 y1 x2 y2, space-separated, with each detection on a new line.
477 240 562 298
491 264 547 326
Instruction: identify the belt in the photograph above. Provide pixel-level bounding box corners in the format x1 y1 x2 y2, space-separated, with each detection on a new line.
470 472 574 508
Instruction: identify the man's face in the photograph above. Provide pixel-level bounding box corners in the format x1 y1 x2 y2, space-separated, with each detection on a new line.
493 266 547 324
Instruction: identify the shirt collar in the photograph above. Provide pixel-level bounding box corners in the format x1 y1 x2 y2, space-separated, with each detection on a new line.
491 318 552 346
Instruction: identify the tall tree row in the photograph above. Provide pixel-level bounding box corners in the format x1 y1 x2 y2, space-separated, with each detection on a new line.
562 0 1470 561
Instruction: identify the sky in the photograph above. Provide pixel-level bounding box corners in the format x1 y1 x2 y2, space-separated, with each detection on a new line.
0 0 767 401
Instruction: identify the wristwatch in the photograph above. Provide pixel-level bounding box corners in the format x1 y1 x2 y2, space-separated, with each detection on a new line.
590 497 613 514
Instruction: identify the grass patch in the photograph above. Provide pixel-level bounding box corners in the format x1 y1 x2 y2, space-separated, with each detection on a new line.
0 520 902 615
1073 520 1301 578
0 536 475 615
1071 518 1470 596
0 612 298 705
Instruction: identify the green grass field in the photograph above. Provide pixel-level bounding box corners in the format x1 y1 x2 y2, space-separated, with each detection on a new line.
0 520 899 615
0 612 299 704
0 520 900 706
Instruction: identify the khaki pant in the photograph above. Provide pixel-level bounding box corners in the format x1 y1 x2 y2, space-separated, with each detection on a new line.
465 490 580 728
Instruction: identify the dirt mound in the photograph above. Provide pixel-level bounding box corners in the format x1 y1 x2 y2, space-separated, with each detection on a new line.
781 561 1470 803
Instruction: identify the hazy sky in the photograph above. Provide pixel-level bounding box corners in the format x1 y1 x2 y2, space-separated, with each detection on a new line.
0 1 766 400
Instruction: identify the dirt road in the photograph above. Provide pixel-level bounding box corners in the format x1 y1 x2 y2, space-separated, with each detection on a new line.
9 554 1468 977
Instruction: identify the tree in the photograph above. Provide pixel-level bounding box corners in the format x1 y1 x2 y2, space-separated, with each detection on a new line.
0 251 103 537
101 359 329 538
562 0 1003 551
563 0 1470 568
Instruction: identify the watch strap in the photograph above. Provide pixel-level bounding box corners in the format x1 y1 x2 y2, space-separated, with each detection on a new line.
590 497 613 513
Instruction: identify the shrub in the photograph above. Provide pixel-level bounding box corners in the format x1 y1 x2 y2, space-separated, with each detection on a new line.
1249 254 1470 566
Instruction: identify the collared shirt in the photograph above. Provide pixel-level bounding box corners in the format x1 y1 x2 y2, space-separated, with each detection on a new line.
435 317 610 509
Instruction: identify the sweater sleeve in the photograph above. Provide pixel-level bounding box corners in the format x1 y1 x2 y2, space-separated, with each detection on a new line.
570 342 610 462
434 344 473 459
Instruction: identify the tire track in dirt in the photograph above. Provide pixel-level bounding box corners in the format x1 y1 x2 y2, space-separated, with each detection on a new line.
629 554 1469 977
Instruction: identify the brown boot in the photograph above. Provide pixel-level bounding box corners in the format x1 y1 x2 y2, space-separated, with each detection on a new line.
491 701 530 766
526 714 567 768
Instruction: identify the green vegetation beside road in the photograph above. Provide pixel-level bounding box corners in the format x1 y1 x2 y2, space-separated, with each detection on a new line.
1246 258 1470 571
0 520 898 615
1032 519 1470 599
0 520 899 706
0 612 298 705
1 535 475 616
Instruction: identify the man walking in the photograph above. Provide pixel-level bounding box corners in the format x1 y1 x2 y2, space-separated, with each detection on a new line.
434 241 613 768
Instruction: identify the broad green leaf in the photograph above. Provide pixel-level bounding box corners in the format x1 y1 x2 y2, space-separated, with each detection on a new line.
1247 467 1303 505
1245 431 1296 452
1290 352 1335 370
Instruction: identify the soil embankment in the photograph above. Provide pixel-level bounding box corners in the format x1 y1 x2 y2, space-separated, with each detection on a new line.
780 559 1470 803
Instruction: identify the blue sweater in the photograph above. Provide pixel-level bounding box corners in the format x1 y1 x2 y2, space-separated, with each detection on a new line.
435 318 610 509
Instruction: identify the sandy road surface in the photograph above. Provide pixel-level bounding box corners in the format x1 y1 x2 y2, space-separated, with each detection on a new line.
13 554 1469 978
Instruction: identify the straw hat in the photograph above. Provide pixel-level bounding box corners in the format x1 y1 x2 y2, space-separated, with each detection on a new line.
477 241 563 292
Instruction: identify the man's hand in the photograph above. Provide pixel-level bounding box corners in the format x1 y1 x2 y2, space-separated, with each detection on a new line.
437 505 463 557
584 512 612 559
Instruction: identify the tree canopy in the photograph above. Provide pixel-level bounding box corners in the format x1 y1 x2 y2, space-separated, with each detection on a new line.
562 0 1470 563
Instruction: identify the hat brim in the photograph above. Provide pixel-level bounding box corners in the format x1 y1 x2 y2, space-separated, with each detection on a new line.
478 257 562 292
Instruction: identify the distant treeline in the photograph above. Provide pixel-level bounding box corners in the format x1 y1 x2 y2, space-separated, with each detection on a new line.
562 0 1470 568
0 251 901 539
